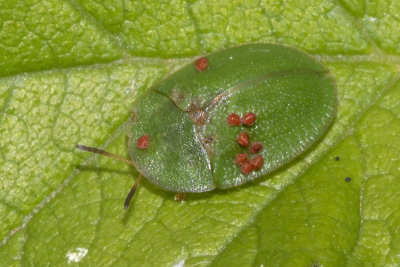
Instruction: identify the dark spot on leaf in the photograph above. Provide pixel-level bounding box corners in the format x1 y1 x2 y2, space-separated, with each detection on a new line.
335 156 340 161
345 177 351 182
203 135 215 144
188 103 207 126
174 192 186 202
170 89 185 105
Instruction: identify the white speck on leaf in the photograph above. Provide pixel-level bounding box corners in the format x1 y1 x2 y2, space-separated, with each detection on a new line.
173 259 185 267
127 80 136 94
66 248 88 264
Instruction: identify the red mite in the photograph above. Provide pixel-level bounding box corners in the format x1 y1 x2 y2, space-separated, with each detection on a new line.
240 161 253 175
251 155 264 170
195 57 209 72
241 112 256 126
237 132 250 147
227 113 241 126
136 134 149 149
250 142 263 154
235 153 248 164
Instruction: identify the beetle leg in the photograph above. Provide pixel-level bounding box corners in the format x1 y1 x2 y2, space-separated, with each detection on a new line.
174 192 186 202
124 175 142 210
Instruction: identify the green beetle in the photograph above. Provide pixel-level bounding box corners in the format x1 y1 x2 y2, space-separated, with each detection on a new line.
77 43 337 208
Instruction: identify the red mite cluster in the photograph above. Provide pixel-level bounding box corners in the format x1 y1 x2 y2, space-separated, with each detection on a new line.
228 112 264 175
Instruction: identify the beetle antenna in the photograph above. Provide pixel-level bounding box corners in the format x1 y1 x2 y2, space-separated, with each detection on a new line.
76 144 143 209
75 144 134 166
124 175 143 210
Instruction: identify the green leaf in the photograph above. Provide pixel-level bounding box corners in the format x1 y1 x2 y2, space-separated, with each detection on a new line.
0 0 399 266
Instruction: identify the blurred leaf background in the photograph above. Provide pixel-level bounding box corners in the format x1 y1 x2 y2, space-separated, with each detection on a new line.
1 0 400 266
